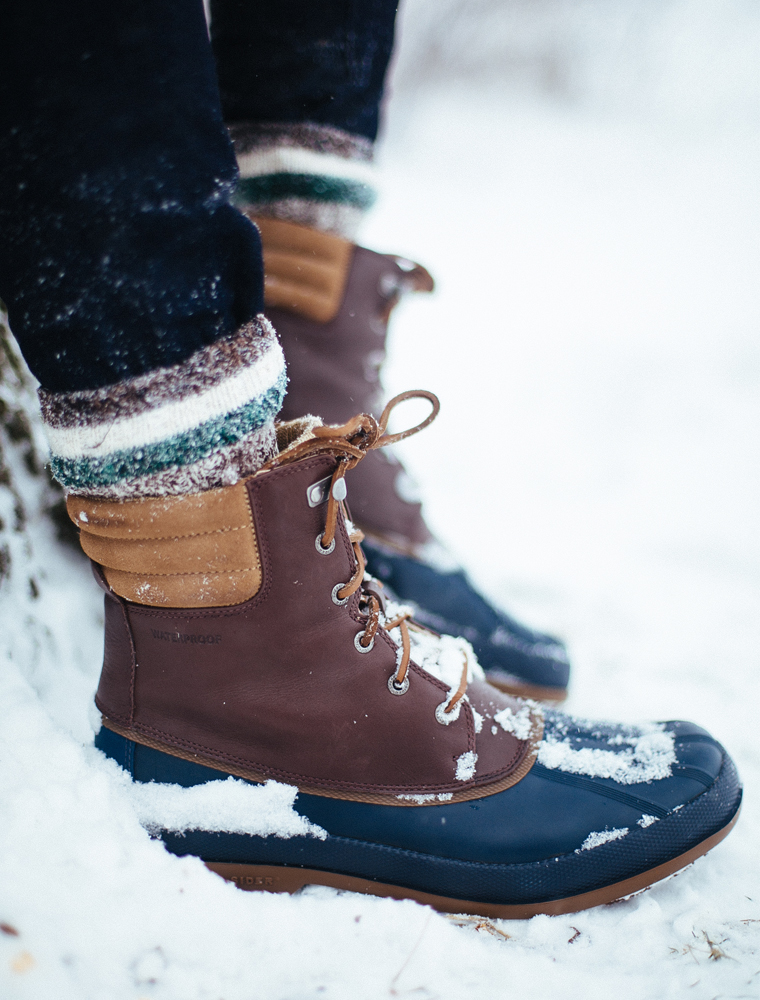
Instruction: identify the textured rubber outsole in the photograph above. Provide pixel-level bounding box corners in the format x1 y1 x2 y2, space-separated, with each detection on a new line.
206 807 739 918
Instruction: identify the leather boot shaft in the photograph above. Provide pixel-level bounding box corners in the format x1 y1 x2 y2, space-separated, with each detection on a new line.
80 442 542 804
254 216 435 550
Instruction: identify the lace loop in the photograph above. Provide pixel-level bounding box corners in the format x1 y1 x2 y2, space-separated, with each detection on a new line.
374 390 440 448
358 594 382 648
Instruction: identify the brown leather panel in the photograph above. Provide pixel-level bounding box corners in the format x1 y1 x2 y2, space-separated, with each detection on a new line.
68 482 261 608
103 566 260 609
101 715 541 806
81 524 255 576
265 250 340 294
264 277 337 326
271 245 435 547
121 459 473 795
255 215 352 268
67 482 253 539
251 216 354 323
95 592 136 724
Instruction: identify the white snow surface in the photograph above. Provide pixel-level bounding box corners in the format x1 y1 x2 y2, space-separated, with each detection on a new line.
126 776 327 839
3 4 760 997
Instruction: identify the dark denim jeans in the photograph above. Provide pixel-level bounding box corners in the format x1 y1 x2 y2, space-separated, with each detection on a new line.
211 0 398 141
0 0 398 394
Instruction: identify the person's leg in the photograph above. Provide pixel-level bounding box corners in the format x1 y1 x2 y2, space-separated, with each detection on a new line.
0 0 284 500
211 0 394 240
209 0 571 700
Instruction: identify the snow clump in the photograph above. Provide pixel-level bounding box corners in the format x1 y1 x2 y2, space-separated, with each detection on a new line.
493 703 534 740
578 827 629 852
455 751 478 781
396 792 454 803
638 814 660 828
538 720 676 785
125 775 326 839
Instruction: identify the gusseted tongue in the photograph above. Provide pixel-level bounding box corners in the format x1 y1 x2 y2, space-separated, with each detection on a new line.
273 414 324 455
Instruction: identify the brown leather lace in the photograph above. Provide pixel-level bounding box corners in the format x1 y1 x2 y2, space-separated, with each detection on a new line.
261 389 467 711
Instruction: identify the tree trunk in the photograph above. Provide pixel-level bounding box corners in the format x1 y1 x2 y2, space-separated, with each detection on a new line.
0 303 76 601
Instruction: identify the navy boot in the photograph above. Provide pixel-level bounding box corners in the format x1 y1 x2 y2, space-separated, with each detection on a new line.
96 710 740 918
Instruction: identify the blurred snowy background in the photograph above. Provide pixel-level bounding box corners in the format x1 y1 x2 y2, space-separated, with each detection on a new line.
2 2 759 997
373 0 760 727
392 0 760 128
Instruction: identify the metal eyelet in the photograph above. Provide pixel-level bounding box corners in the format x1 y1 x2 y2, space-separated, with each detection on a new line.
387 673 410 696
315 533 335 555
435 700 461 726
354 631 374 653
331 583 349 606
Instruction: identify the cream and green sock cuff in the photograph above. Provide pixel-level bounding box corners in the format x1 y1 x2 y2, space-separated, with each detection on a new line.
39 316 287 500
229 122 378 240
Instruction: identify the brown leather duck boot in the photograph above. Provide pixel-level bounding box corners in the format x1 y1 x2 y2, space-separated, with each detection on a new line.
85 394 741 917
75 392 543 804
253 216 571 702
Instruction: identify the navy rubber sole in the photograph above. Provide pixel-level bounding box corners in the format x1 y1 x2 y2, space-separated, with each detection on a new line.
204 814 740 918
96 725 742 917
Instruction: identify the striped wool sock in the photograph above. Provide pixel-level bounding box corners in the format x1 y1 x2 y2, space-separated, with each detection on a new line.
40 316 286 499
229 122 377 240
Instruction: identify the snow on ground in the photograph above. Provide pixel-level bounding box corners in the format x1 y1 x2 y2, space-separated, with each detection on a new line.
2 3 760 997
